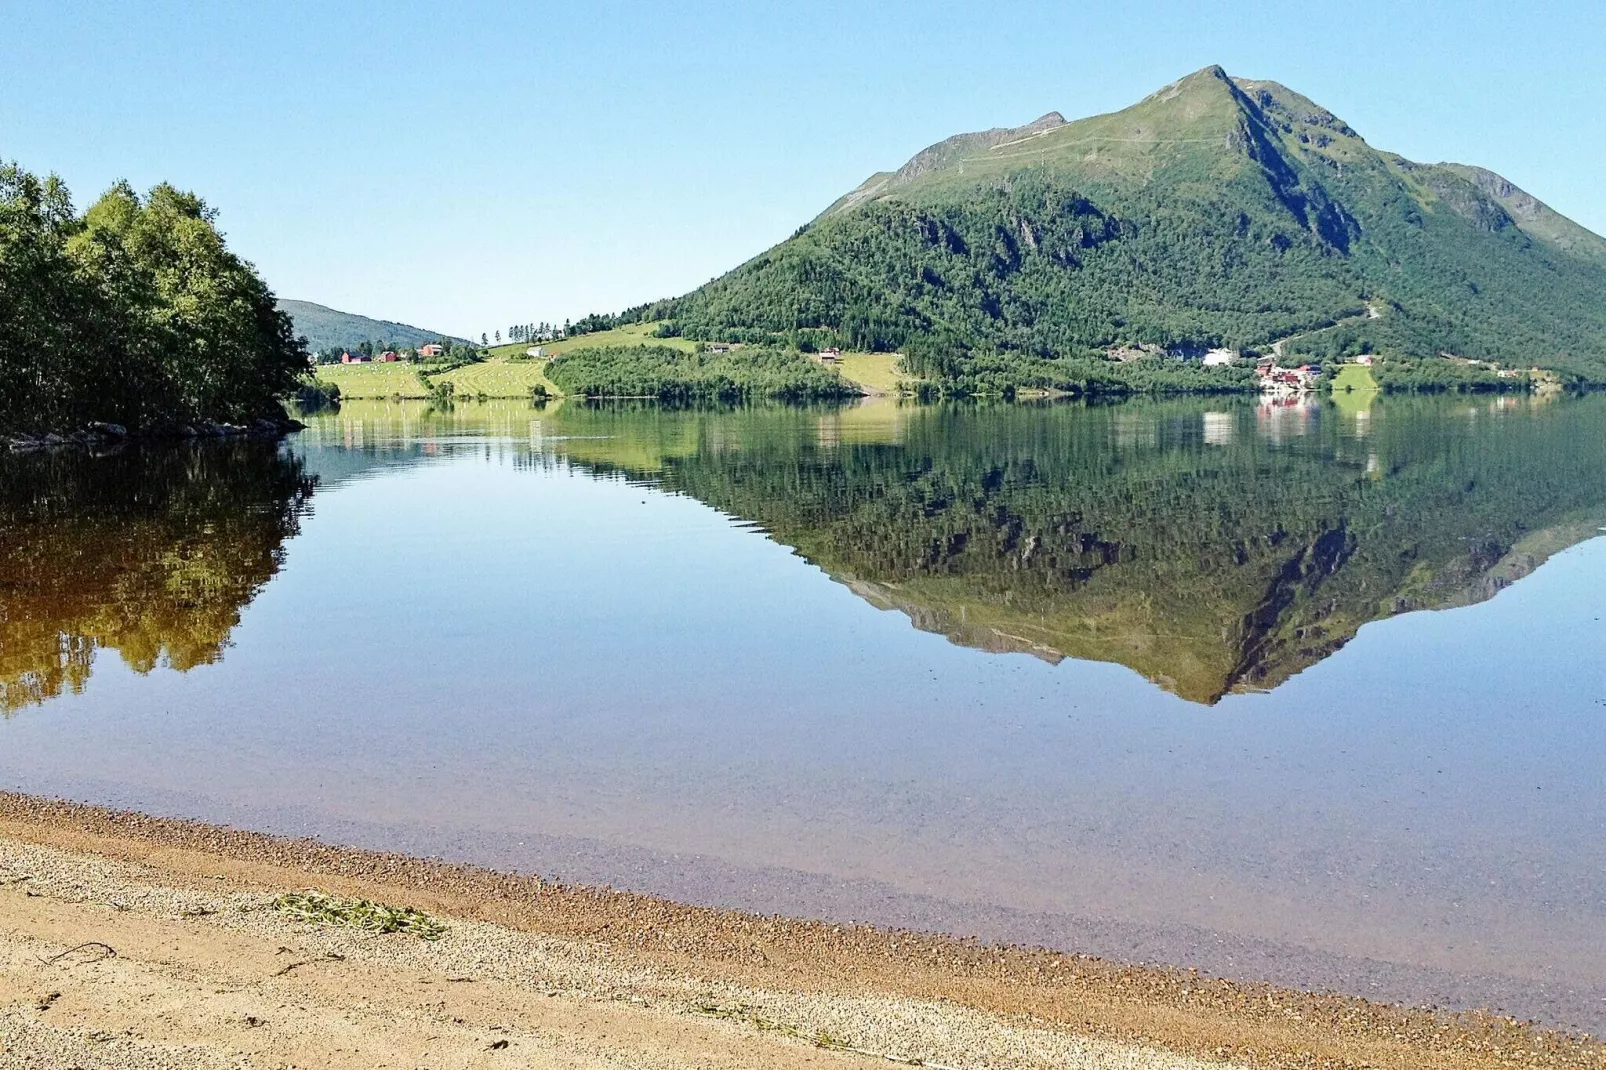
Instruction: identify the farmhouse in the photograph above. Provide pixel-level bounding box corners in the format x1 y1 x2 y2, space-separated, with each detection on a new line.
379 351 399 362
340 351 370 364
418 344 444 358
819 347 842 363
526 346 546 358
1257 362 1320 394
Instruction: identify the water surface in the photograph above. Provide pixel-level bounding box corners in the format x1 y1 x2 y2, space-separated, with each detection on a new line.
2 394 1603 1030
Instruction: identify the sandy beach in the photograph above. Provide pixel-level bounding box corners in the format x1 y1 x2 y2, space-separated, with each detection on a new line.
0 792 1596 1070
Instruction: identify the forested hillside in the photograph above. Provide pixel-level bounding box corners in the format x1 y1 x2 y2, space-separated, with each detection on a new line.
278 299 463 353
638 67 1606 389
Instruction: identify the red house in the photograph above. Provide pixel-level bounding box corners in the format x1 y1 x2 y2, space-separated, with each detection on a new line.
340 351 370 364
380 351 399 362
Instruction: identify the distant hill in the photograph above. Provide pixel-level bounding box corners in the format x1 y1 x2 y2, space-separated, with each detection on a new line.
655 66 1606 385
277 300 464 352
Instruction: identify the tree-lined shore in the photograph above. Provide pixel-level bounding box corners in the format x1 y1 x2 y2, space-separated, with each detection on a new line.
0 162 307 435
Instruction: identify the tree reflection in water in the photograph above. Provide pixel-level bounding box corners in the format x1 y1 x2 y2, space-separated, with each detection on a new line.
0 442 314 713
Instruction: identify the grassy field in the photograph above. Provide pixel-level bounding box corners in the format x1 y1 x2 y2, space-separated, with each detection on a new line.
1329 364 1380 418
489 322 700 360
316 356 561 400
318 327 911 400
1331 364 1380 393
835 352 910 394
434 360 560 398
313 362 429 399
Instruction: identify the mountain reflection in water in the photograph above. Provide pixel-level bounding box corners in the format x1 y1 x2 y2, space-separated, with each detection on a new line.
6 395 1606 1030
501 394 1605 704
6 393 1605 709
0 442 315 713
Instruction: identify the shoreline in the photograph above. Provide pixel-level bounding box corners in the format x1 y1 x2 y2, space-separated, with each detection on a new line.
2 416 303 453
0 792 1597 1070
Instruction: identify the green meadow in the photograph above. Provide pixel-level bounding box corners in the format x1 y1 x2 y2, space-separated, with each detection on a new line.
313 323 934 400
489 321 701 360
313 361 431 399
1331 364 1380 393
315 354 562 400
835 352 912 394
434 360 561 398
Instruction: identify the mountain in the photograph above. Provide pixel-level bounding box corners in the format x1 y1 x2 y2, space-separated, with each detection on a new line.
277 300 463 353
658 66 1606 385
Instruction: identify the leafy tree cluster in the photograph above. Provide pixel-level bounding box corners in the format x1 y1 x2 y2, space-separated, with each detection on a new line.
295 377 342 411
507 322 564 344
900 341 1258 398
0 161 308 432
1368 358 1525 394
545 345 859 402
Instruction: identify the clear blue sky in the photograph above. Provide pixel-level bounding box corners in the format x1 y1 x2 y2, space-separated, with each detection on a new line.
7 1 1602 338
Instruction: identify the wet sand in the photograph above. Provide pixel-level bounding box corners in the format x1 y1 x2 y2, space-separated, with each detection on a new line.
0 792 1598 1070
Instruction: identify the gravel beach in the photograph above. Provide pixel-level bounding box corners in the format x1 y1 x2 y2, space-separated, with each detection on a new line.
0 792 1597 1070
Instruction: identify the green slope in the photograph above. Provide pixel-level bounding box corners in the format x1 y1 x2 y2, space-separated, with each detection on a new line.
277 299 464 352
657 66 1606 386
1435 163 1606 268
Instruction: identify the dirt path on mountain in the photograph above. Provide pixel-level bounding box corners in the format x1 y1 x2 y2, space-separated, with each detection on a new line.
0 793 1597 1070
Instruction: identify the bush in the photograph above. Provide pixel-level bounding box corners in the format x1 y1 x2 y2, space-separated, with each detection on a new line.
294 378 341 411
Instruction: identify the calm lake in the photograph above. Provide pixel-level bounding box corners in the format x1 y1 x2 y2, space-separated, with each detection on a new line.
3 394 1604 1031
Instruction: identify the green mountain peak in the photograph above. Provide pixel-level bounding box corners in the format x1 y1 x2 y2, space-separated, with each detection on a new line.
656 68 1606 386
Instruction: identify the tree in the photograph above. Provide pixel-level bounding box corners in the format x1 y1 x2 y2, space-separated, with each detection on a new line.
1 165 306 431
